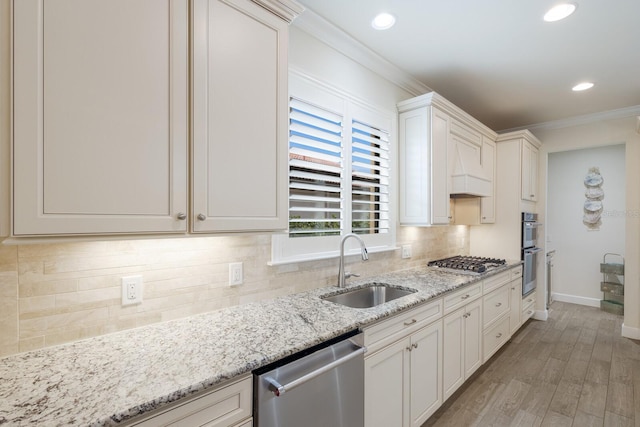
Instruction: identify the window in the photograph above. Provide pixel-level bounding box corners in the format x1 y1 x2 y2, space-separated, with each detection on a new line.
270 74 395 264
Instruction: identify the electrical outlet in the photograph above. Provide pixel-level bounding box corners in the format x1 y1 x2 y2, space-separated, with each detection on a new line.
401 245 412 259
121 275 143 306
229 262 243 286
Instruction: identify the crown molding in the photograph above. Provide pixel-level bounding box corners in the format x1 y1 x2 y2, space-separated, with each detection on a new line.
292 9 430 97
252 0 304 23
500 104 640 133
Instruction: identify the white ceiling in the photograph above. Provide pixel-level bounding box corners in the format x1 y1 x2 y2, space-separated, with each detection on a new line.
295 0 640 131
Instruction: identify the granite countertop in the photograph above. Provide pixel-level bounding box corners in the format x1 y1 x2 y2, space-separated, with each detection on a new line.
0 261 521 426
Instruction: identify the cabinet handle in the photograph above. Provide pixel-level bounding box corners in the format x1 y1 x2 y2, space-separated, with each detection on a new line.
530 194 535 198
412 343 419 349
176 212 187 220
404 319 417 326
406 346 413 352
461 294 470 300
496 333 503 339
482 217 486 220
463 313 469 318
511 287 516 290
495 302 502 307
197 213 206 221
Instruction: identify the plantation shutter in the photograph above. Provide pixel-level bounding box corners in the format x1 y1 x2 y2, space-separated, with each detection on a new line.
288 98 344 237
351 119 390 235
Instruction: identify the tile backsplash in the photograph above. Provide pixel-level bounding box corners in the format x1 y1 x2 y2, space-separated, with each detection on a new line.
0 225 468 357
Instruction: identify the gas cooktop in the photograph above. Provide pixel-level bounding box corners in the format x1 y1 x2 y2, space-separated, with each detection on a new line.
427 255 506 274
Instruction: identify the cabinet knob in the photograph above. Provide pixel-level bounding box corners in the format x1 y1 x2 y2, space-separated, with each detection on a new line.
461 294 470 300
482 217 487 220
197 213 206 221
496 333 503 339
530 194 535 198
404 319 417 326
496 302 502 307
176 212 187 220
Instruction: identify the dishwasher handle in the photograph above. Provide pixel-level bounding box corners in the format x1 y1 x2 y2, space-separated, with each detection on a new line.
265 346 366 397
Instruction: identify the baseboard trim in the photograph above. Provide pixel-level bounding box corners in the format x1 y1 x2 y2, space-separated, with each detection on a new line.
622 324 640 340
533 309 548 321
552 293 601 308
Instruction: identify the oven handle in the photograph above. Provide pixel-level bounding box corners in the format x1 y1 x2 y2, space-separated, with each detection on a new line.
524 222 543 228
265 346 367 397
525 248 543 254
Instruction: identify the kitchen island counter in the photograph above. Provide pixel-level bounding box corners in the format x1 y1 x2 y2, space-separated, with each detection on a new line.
0 261 521 426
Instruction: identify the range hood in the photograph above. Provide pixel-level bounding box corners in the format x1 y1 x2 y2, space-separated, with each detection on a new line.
450 144 492 197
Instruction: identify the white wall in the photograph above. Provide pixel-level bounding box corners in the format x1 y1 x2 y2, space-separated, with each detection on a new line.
547 145 625 305
533 115 640 339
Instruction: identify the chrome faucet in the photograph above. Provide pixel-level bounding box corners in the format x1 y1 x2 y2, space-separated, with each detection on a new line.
338 233 369 287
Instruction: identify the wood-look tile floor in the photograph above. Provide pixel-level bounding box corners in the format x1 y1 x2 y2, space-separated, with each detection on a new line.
423 301 640 427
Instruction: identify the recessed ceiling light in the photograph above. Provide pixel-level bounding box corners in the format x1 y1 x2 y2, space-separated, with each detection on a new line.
544 3 577 22
572 82 594 91
371 12 395 30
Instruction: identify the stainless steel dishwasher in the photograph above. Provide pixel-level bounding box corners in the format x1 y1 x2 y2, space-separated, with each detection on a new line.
253 330 365 427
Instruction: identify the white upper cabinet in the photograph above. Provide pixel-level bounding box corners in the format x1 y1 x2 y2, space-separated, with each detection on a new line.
13 0 189 236
521 139 540 202
398 92 496 227
191 0 299 233
398 99 451 225
12 0 302 237
480 136 497 223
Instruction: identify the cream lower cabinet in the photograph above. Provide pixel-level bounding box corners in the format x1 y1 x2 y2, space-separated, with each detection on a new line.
125 375 252 427
509 278 523 335
442 297 482 400
364 301 443 427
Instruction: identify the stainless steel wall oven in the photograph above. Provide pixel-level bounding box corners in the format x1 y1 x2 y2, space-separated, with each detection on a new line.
522 212 542 296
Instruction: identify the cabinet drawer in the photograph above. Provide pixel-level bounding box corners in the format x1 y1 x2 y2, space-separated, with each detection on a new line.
364 299 443 354
443 283 482 315
482 271 510 294
483 285 510 328
521 292 536 323
483 315 510 362
521 291 536 311
510 266 523 280
128 375 252 427
522 291 536 323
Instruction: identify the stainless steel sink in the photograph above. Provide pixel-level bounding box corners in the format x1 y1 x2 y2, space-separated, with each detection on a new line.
322 283 417 309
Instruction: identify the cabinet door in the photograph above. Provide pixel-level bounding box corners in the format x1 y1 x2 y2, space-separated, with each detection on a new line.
13 0 189 235
480 137 496 223
192 0 288 232
399 106 429 225
521 141 538 202
464 298 483 379
431 107 451 224
365 338 410 427
442 308 464 400
410 321 443 427
509 279 522 335
529 145 539 201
